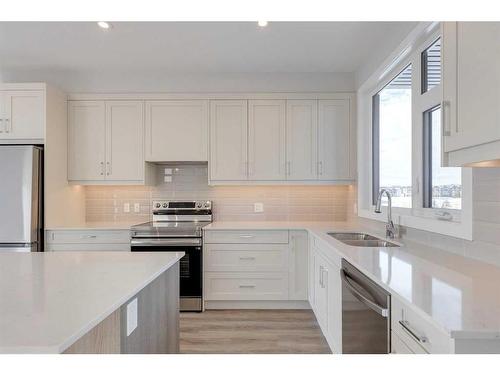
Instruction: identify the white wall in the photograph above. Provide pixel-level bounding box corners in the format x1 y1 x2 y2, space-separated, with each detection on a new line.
1 70 355 93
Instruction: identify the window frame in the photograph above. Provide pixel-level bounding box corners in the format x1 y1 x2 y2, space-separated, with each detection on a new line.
357 23 473 240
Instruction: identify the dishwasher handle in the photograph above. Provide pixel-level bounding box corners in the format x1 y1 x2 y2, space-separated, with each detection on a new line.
341 269 389 318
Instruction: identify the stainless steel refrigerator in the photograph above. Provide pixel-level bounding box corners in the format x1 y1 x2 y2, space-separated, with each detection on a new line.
0 146 43 252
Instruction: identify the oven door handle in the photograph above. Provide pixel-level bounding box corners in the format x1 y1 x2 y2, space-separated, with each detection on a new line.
340 269 389 318
131 238 202 247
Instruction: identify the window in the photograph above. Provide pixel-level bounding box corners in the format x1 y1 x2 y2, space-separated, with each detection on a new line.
372 65 413 208
421 38 441 93
358 26 472 240
423 106 462 209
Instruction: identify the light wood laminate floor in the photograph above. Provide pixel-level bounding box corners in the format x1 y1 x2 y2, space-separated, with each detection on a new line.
180 309 331 354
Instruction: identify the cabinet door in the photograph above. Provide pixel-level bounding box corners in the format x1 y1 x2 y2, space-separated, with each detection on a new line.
209 100 248 181
286 100 318 180
308 242 316 309
105 101 144 182
443 22 500 153
68 101 106 181
0 93 4 134
145 100 208 161
327 259 342 353
2 90 44 140
313 252 329 330
248 100 286 180
288 230 308 301
318 99 351 180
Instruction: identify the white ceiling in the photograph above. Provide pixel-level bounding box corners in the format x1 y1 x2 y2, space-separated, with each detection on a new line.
0 22 417 91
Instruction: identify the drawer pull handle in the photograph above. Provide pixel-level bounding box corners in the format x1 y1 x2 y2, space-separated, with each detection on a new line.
399 320 428 344
239 235 254 238
239 256 256 260
81 235 98 239
239 285 256 288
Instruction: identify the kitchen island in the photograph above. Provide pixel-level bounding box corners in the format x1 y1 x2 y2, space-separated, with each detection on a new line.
0 251 183 354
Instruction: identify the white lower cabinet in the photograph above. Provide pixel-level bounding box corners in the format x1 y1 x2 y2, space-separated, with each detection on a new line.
391 331 418 354
310 237 342 353
204 272 289 301
204 230 309 305
45 229 131 252
288 231 309 301
391 294 453 354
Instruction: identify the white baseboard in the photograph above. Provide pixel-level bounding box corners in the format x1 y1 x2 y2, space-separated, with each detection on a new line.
204 300 311 310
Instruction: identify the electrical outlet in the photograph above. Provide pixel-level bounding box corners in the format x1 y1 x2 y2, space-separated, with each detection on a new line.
123 202 130 213
254 202 264 213
164 168 172 175
134 203 140 213
164 175 172 183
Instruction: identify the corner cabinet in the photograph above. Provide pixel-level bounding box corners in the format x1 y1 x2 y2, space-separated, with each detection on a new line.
68 100 152 184
209 95 355 185
442 22 500 166
0 89 45 142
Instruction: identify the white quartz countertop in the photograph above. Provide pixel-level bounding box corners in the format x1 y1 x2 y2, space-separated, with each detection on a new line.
0 251 184 353
204 221 500 339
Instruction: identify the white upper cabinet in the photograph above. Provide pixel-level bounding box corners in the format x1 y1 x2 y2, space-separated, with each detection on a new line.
0 90 44 140
286 100 318 180
105 101 144 181
442 22 500 166
209 100 248 181
145 100 208 162
68 100 148 184
318 99 352 180
68 101 106 181
248 100 286 180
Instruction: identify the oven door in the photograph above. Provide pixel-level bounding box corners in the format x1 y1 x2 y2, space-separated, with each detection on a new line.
130 238 202 311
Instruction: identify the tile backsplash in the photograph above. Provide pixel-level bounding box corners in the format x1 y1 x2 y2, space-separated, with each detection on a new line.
85 164 350 223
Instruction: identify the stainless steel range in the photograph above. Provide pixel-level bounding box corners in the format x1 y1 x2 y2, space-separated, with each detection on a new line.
130 200 212 312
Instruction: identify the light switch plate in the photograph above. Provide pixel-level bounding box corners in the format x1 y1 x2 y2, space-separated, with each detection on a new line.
126 298 138 336
123 202 130 213
134 203 140 213
254 202 264 213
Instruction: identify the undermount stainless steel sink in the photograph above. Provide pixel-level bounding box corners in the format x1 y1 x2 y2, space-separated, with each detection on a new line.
327 232 400 247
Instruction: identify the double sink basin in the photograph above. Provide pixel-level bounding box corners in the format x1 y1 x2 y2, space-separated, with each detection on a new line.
327 232 400 248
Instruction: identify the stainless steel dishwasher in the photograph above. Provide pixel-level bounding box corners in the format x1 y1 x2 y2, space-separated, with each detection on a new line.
341 259 391 353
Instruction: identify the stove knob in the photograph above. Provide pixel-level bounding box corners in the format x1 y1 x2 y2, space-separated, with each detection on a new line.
196 203 202 208
155 203 161 208
162 203 168 208
204 202 209 208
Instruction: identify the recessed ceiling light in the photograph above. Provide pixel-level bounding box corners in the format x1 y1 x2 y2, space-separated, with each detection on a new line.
97 21 111 29
258 21 268 27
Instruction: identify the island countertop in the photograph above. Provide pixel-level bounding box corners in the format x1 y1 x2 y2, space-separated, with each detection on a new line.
0 251 184 353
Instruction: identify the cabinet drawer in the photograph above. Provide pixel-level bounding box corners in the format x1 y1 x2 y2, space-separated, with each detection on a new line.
204 272 288 300
46 243 130 252
204 244 288 272
391 331 422 354
392 297 452 354
46 230 130 244
204 230 289 244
